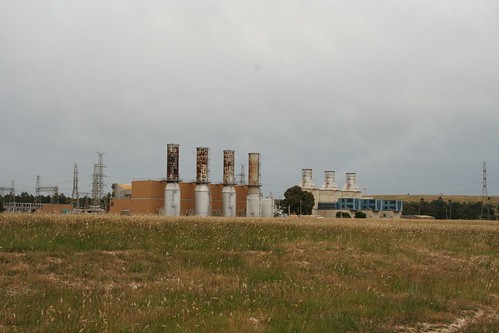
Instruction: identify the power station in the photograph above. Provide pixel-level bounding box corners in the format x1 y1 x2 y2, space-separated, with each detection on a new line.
297 169 403 218
111 145 272 217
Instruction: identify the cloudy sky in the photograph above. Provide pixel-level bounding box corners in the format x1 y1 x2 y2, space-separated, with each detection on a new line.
1 1 498 198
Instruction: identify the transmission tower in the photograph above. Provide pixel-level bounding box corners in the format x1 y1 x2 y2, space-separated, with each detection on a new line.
236 164 246 185
35 175 59 204
71 163 80 209
480 161 491 220
0 180 15 206
91 152 106 208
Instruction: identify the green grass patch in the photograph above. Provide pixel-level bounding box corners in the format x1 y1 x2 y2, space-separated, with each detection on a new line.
0 214 498 332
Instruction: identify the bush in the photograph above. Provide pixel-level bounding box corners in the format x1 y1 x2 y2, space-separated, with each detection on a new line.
354 211 367 219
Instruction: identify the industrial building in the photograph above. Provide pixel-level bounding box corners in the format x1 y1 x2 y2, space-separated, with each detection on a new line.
110 145 274 217
298 169 403 218
111 180 249 215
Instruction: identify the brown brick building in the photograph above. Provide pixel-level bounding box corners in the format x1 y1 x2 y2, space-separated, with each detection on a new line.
110 180 248 215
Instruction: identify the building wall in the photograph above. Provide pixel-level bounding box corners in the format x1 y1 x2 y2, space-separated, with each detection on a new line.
35 204 73 214
307 189 363 210
112 184 132 199
109 180 249 216
110 199 132 213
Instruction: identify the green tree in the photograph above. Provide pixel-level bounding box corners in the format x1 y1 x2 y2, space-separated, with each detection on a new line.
282 186 315 215
354 211 366 218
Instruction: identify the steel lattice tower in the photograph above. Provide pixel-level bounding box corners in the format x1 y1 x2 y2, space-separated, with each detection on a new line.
35 175 59 204
72 163 80 209
0 180 15 205
480 161 491 220
91 152 106 208
237 164 246 185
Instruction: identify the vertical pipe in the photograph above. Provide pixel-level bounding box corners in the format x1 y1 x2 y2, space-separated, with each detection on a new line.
223 150 235 185
222 150 236 217
165 144 181 216
166 144 180 182
195 147 210 216
196 147 209 184
248 153 260 187
246 153 261 217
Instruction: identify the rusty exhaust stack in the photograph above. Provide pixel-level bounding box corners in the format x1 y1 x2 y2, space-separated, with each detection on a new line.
222 150 236 217
195 147 210 216
164 144 181 216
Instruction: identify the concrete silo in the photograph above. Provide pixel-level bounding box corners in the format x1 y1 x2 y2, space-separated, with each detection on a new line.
222 150 236 217
164 144 181 216
195 147 210 216
260 197 274 217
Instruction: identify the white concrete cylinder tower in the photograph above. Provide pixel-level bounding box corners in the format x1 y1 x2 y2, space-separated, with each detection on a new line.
195 147 210 216
299 168 315 189
164 144 181 216
321 171 339 190
342 173 360 192
246 152 261 217
222 150 236 217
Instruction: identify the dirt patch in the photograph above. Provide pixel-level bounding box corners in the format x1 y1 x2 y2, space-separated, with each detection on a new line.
393 308 499 333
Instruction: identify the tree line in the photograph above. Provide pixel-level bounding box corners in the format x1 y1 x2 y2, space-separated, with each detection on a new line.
0 193 89 212
401 197 496 220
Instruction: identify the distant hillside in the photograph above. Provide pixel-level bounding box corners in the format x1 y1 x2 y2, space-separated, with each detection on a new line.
371 194 499 205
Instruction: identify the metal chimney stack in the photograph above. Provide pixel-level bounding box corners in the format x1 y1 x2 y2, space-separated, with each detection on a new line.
195 147 210 216
246 153 261 217
248 153 260 187
299 168 315 189
222 150 236 217
342 172 360 192
223 150 235 185
166 144 180 182
321 170 339 190
196 147 209 184
164 144 181 216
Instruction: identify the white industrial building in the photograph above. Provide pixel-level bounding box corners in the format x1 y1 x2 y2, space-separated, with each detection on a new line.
298 169 403 219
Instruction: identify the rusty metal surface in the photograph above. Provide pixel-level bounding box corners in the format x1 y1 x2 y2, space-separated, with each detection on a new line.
223 150 235 185
196 147 209 184
248 153 260 187
166 144 180 182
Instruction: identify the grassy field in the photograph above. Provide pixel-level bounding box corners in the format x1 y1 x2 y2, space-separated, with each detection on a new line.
0 215 498 332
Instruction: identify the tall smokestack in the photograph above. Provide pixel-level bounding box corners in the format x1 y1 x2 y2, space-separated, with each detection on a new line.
196 147 209 184
342 172 360 192
195 147 210 216
321 171 339 190
166 144 180 182
246 153 261 217
164 144 181 216
299 168 315 189
223 150 235 185
222 150 236 217
248 153 260 187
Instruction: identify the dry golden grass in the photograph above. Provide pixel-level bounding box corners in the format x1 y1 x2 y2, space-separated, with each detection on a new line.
0 214 498 332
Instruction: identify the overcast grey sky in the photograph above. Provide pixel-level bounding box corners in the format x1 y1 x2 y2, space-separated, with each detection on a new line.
1 1 498 197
